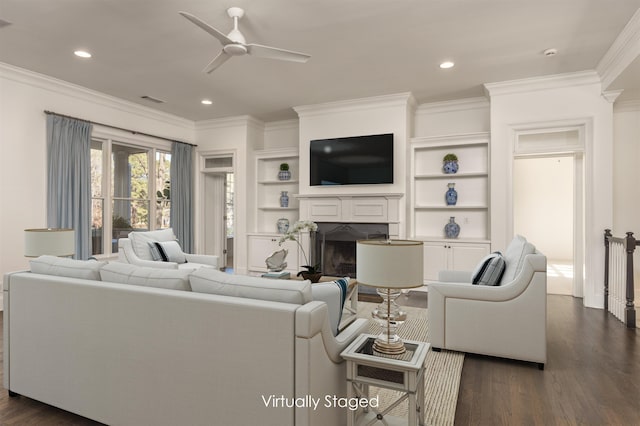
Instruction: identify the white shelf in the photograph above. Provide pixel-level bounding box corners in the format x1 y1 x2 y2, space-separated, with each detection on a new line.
258 207 298 211
414 172 488 179
258 179 300 185
414 205 487 210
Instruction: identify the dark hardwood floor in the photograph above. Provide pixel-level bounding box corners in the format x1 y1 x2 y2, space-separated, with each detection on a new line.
0 294 637 425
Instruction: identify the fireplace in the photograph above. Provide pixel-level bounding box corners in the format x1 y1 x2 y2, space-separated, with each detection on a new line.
314 223 389 281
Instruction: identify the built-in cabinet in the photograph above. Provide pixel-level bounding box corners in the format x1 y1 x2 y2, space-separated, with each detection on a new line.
410 133 491 283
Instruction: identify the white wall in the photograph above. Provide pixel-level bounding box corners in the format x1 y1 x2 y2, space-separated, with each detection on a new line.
0 64 194 280
486 72 615 308
413 97 490 137
513 156 574 260
264 119 299 150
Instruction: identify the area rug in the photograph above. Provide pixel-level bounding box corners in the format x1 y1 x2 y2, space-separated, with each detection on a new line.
355 302 464 426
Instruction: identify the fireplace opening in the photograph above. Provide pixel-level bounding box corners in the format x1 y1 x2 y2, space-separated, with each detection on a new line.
314 223 389 282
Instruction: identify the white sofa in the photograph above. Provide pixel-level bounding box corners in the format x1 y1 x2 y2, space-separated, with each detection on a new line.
428 235 547 369
3 259 368 425
118 228 219 270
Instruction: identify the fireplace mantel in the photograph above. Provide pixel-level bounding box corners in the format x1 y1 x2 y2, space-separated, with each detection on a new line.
295 193 403 237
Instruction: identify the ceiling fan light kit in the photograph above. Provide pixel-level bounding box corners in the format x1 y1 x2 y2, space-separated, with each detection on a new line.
179 6 311 74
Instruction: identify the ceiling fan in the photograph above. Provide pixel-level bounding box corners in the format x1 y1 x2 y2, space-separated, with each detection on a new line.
179 7 311 74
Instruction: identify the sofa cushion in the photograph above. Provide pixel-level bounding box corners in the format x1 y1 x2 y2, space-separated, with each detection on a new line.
150 241 187 264
311 278 349 335
128 228 177 261
100 262 191 291
30 255 106 281
502 235 536 284
190 268 312 305
472 252 506 286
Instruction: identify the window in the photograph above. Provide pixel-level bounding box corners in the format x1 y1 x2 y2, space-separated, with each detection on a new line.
91 138 172 256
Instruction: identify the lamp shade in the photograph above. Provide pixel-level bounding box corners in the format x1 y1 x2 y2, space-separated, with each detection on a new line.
24 228 75 257
356 240 424 289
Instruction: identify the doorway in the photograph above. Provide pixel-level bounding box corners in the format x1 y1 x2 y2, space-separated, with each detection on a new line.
203 172 234 272
513 155 574 295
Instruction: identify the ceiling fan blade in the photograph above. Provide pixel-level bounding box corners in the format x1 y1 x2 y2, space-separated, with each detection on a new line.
179 11 233 46
203 51 231 73
246 43 311 63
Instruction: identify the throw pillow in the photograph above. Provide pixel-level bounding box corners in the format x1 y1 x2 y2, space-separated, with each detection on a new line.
30 255 107 281
153 240 187 264
190 268 312 305
472 252 506 286
311 277 349 335
100 262 191 291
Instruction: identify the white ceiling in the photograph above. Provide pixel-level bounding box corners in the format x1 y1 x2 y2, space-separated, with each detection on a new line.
1 0 639 122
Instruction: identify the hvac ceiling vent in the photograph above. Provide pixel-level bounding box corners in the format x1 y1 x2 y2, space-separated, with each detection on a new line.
140 95 166 104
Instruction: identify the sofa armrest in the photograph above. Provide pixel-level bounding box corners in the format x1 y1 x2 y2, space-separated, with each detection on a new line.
438 270 473 283
296 301 369 363
118 238 178 269
184 254 219 268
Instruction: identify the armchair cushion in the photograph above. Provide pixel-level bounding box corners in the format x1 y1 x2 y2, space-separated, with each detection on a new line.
472 252 506 286
128 228 177 260
502 235 536 283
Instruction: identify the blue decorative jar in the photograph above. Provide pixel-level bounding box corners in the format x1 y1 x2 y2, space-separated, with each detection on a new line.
280 191 289 208
277 218 289 234
278 170 291 181
443 160 459 174
445 183 458 206
444 217 460 238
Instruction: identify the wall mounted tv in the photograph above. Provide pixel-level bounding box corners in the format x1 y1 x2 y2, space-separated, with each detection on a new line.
310 133 394 186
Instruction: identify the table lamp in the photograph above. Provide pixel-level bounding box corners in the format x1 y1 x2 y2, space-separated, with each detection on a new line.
356 239 424 355
24 228 75 257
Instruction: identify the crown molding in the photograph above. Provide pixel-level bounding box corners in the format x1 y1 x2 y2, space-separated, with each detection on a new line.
602 90 623 103
0 62 194 130
614 99 640 112
195 115 264 131
597 8 640 90
294 92 414 118
415 97 489 116
484 71 601 97
265 119 299 133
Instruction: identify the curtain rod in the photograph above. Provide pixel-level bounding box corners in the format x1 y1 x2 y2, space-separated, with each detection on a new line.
44 110 197 147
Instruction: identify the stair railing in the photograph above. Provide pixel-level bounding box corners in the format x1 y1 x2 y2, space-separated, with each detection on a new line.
604 229 637 328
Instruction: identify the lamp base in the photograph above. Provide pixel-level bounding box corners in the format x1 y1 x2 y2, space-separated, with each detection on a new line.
372 288 407 355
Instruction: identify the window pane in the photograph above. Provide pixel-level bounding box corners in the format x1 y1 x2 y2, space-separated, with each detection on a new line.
112 199 148 253
156 151 171 229
226 173 234 238
91 141 103 197
111 144 149 200
91 199 104 255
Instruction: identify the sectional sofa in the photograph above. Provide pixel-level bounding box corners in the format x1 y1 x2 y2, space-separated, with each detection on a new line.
3 256 368 425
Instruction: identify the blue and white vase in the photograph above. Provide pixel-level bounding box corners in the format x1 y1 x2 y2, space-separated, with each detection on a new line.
278 170 291 181
444 217 460 238
443 160 459 174
277 218 290 234
446 183 458 206
280 191 289 208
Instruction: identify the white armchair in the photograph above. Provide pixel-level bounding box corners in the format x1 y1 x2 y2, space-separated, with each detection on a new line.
118 228 219 270
428 235 547 369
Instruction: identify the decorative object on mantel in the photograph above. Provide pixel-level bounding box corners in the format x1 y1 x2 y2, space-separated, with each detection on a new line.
444 217 460 238
356 239 424 355
24 228 75 257
278 163 291 181
264 248 288 274
443 153 459 174
276 217 290 234
279 191 289 208
445 182 458 206
279 220 322 282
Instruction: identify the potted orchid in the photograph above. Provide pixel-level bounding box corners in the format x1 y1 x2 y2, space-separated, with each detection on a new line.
278 220 321 282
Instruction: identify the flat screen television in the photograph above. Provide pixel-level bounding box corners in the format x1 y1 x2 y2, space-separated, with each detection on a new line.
310 133 393 186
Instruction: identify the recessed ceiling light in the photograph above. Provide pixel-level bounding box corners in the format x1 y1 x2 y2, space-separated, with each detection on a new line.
439 61 454 69
201 99 213 105
74 50 92 58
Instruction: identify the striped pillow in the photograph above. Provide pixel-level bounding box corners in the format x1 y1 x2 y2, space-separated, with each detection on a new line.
472 252 506 286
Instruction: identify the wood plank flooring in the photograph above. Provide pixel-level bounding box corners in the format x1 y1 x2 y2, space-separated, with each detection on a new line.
1 295 638 425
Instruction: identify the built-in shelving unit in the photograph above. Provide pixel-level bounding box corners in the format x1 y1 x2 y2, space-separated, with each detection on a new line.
410 132 491 282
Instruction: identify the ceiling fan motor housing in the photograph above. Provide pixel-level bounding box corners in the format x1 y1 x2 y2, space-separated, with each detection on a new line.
224 43 248 56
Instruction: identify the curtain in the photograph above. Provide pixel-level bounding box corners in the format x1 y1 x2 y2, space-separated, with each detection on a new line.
170 142 194 252
46 114 93 259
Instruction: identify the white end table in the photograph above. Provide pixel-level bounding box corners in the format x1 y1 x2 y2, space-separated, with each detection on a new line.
340 334 430 426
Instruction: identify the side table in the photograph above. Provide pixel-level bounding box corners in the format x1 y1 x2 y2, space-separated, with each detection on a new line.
340 334 430 426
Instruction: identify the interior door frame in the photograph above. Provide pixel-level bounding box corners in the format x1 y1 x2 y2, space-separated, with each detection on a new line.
509 121 586 298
